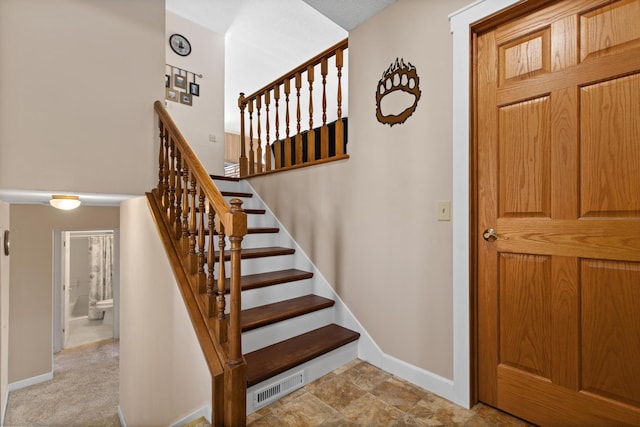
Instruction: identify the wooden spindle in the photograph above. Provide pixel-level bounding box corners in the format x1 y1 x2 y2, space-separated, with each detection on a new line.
188 174 197 274
207 206 216 317
295 72 302 165
238 93 248 177
335 48 344 157
264 90 271 172
174 151 183 240
256 95 263 173
157 121 165 194
320 57 329 161
163 131 170 210
307 65 315 163
248 99 255 175
274 85 281 170
181 164 190 255
216 222 227 343
169 138 177 224
284 79 292 167
198 191 206 294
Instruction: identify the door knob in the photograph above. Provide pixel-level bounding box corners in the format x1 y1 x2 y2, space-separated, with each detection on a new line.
483 228 498 242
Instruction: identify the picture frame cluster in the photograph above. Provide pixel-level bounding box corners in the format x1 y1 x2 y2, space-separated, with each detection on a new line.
165 65 201 106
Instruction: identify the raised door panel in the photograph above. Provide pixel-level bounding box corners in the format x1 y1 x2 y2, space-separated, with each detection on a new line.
580 0 640 62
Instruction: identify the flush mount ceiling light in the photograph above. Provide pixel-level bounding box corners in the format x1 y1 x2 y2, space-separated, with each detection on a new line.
50 195 81 210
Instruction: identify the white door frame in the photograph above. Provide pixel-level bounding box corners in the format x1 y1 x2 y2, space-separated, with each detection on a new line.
52 229 120 353
449 0 521 408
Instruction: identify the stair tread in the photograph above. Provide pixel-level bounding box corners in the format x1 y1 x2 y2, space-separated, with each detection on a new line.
210 175 239 182
206 227 279 236
242 295 334 332
228 269 314 292
221 191 253 198
245 324 360 387
244 208 266 215
214 246 295 260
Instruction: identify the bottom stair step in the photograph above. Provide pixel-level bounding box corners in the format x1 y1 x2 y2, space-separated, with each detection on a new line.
245 324 360 387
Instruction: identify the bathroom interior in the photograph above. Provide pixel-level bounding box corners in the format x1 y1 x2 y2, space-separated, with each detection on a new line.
65 231 116 348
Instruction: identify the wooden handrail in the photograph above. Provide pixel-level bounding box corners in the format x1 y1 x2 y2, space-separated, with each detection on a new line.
151 101 247 426
238 39 349 177
243 39 348 102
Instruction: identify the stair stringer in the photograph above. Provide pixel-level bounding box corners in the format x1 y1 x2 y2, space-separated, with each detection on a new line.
234 179 384 367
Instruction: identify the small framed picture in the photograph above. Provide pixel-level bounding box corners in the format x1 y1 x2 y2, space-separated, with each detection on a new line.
180 92 192 106
174 73 187 89
165 87 179 102
189 82 200 97
165 74 170 88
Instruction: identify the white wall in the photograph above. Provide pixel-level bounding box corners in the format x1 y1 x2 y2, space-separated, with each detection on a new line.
0 201 9 422
0 0 165 195
248 0 470 382
165 12 226 175
119 197 211 426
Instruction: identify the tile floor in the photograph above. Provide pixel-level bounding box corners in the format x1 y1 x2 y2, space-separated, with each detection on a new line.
247 360 534 426
66 316 114 348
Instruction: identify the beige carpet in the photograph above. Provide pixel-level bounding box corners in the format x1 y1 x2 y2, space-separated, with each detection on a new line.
4 339 120 427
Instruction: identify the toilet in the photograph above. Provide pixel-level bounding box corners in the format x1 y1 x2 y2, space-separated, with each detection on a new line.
95 298 114 325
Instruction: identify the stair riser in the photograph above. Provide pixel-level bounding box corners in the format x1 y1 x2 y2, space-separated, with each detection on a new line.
242 309 334 353
224 279 314 310
246 341 359 414
222 195 261 210
221 255 296 276
213 233 284 250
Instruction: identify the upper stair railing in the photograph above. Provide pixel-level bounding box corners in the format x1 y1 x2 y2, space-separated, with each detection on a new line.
238 38 348 177
149 100 247 426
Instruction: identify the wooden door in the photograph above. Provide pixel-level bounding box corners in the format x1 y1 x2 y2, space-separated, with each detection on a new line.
476 0 640 425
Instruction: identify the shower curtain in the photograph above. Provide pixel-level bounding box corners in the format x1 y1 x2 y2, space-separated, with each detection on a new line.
88 235 114 320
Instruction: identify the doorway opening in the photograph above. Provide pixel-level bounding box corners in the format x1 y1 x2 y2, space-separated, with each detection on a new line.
53 229 120 352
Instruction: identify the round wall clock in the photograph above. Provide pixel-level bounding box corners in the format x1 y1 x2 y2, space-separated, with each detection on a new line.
169 33 191 56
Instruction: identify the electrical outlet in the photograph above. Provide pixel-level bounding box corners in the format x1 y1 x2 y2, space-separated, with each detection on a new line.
209 134 217 143
437 200 451 221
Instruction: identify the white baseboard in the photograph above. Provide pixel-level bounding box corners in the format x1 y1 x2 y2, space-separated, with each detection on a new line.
7 371 53 392
380 353 461 406
117 405 128 427
169 405 211 427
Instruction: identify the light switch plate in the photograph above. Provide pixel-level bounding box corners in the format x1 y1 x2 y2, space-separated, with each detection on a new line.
437 200 451 221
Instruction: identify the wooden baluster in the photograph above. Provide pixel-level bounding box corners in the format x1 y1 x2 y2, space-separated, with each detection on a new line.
248 99 255 175
181 164 190 256
238 93 248 177
188 173 197 274
294 72 302 165
157 121 165 195
224 198 246 426
307 65 315 163
274 85 282 169
163 130 170 210
169 137 177 225
207 205 216 317
256 95 263 173
320 57 329 161
198 191 206 293
174 151 183 240
335 48 345 157
284 79 292 167
216 222 227 343
264 90 271 172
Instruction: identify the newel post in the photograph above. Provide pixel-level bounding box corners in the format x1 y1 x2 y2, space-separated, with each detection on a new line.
224 198 247 426
238 93 248 178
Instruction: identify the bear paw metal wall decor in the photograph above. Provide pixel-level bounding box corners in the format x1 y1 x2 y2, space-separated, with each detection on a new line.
375 58 421 126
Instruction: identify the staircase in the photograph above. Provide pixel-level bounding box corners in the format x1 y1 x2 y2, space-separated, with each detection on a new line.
212 175 360 414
